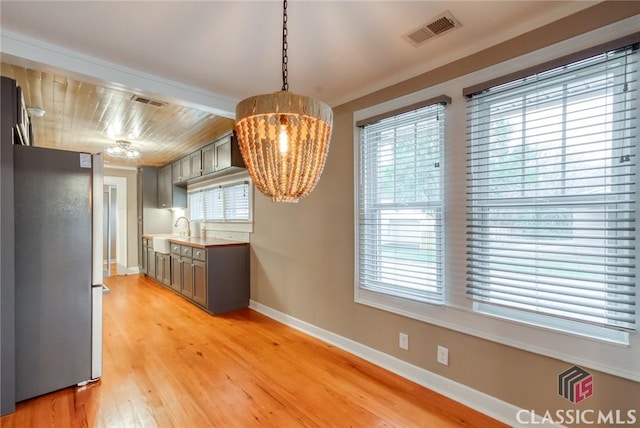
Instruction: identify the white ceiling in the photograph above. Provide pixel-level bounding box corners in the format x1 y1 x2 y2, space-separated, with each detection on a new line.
0 1 599 165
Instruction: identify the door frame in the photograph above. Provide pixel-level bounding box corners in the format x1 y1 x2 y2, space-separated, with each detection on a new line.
103 176 127 275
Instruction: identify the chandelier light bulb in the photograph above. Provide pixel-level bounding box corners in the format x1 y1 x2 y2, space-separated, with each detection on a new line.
279 124 289 154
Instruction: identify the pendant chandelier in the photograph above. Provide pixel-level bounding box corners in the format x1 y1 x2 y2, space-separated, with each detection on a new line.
235 0 333 203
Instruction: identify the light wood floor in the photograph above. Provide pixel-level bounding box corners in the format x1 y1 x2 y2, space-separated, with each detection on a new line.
1 274 507 427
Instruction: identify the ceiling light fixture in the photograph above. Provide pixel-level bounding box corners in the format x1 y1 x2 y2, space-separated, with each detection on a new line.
27 107 46 117
104 140 140 159
235 0 333 203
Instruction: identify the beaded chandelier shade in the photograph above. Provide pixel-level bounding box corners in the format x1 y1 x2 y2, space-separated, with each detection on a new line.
235 0 333 203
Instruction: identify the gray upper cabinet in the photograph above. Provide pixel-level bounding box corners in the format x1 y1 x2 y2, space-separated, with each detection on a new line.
190 151 202 179
180 156 191 181
165 132 245 187
171 160 182 184
159 164 186 208
201 133 245 177
201 143 216 175
172 156 192 184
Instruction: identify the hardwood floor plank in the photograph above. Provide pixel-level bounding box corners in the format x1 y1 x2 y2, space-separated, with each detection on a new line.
1 274 507 427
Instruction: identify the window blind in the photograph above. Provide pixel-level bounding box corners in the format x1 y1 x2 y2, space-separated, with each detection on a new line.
358 101 447 303
466 43 638 331
188 181 250 222
188 191 204 221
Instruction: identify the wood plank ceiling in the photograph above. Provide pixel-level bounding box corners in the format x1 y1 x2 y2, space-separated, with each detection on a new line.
1 63 235 167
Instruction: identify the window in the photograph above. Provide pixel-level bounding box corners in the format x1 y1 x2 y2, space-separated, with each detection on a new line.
188 181 251 222
355 27 640 381
356 98 448 304
466 44 638 332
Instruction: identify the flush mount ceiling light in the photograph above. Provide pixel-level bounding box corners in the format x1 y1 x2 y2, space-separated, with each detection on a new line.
104 140 140 159
27 107 46 117
235 0 333 203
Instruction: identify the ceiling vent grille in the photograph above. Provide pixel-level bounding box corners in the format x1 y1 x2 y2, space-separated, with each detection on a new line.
403 11 461 47
131 95 167 107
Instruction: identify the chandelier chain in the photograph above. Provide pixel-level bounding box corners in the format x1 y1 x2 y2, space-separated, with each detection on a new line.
282 0 289 91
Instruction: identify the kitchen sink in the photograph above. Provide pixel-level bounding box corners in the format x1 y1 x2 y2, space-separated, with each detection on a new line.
152 237 171 254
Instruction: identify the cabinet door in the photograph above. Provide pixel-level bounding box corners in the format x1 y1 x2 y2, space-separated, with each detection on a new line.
170 256 181 292
148 248 156 278
180 156 191 181
214 136 231 171
161 254 171 286
181 257 194 299
201 143 215 175
190 151 202 178
172 161 182 184
158 165 172 208
192 260 207 307
141 241 148 274
155 253 164 281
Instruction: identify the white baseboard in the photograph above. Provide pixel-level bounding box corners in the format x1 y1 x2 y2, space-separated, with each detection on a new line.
126 266 140 275
249 300 563 428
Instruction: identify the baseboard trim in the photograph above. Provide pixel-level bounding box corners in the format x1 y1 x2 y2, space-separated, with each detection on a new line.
126 266 140 275
249 300 560 427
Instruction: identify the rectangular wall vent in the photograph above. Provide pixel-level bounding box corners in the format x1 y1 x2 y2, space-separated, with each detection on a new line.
131 95 167 107
403 11 461 47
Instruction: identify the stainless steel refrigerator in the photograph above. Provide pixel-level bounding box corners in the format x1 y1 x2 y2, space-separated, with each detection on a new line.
13 144 103 401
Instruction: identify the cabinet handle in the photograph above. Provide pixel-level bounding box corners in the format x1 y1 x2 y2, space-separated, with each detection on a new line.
196 251 201 256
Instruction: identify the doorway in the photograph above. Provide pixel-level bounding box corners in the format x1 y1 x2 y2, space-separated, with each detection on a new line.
103 175 128 276
103 185 117 277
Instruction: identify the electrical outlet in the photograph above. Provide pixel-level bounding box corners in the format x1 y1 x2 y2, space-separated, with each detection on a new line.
437 345 449 365
399 333 409 350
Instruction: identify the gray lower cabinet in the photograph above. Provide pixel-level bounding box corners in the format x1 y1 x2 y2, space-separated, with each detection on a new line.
147 241 156 278
181 256 194 299
156 253 171 286
193 260 207 306
206 244 249 314
141 238 148 275
155 241 249 313
170 253 181 292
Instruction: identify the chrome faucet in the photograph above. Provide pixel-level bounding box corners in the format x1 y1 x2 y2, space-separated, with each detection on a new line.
174 216 190 236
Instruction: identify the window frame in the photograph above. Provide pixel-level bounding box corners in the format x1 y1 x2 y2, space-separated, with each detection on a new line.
356 100 447 310
465 47 638 335
353 19 640 382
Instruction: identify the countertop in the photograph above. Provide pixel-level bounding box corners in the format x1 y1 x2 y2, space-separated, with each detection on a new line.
143 234 248 249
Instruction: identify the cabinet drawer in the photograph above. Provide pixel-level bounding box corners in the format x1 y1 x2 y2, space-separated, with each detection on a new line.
192 248 206 262
142 238 148 246
147 239 154 249
171 243 181 255
181 245 193 258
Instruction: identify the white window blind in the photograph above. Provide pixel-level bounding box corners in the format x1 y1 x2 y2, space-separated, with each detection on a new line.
188 181 250 222
189 191 204 221
357 101 447 304
466 44 638 331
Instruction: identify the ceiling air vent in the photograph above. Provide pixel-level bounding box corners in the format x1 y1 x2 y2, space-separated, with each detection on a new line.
131 95 167 107
403 11 461 47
